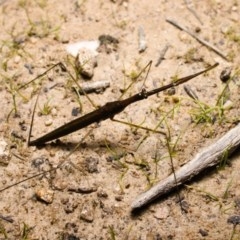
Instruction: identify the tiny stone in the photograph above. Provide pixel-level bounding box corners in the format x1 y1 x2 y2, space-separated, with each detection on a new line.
72 107 80 117
19 120 27 131
51 108 57 116
63 199 79 214
223 100 233 110
234 197 240 209
166 87 176 96
115 195 123 201
68 182 98 193
14 55 21 64
80 203 94 222
45 119 53 126
97 189 108 198
31 157 46 168
0 138 11 166
172 96 179 103
85 156 99 173
153 206 170 219
113 184 123 195
75 48 97 79
220 67 232 82
195 27 201 33
52 178 67 190
227 215 240 225
60 35 69 44
199 229 208 237
98 34 119 45
180 200 190 213
35 188 54 204
61 233 79 240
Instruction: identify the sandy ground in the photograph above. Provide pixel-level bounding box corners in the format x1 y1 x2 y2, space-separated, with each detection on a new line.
0 0 240 239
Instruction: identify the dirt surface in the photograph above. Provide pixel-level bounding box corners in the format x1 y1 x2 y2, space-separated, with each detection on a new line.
1 0 240 239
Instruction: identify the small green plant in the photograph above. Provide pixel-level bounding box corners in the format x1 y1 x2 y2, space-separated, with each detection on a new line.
2 73 29 120
0 222 8 238
18 0 60 38
190 100 217 124
189 68 237 124
39 99 52 115
224 26 240 46
0 24 32 61
108 225 117 240
20 222 34 240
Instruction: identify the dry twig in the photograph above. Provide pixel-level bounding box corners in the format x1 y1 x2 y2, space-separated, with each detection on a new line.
138 26 147 53
166 19 228 61
75 80 110 94
132 124 240 209
155 44 169 67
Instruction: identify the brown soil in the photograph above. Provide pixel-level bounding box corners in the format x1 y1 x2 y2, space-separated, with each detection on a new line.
0 0 240 239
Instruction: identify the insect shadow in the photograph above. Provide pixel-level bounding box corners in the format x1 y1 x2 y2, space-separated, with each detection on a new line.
0 61 218 193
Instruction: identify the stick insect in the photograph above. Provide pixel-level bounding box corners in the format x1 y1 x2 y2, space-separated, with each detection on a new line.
28 62 219 146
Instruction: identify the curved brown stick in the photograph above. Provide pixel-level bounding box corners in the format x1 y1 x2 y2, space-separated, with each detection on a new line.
131 123 240 210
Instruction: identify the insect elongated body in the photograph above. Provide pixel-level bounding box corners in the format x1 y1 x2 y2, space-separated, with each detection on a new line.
29 62 219 146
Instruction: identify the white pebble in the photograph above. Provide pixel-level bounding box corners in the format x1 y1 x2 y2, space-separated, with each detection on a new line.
35 188 54 204
75 48 97 79
51 108 58 117
45 119 53 126
153 206 170 219
223 100 233 110
66 40 99 57
0 138 11 166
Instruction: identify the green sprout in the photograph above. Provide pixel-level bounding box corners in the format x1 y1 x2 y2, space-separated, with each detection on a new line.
39 99 52 115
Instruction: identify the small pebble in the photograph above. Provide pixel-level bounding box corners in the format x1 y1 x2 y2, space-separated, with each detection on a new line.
71 107 80 117
0 138 11 166
115 195 123 201
227 215 240 225
45 119 53 126
19 120 27 131
68 182 98 194
31 157 48 169
80 203 94 222
199 229 208 237
223 100 233 110
180 200 190 213
166 87 176 96
85 156 99 173
97 189 108 198
220 67 232 82
75 48 97 79
52 177 67 190
14 55 21 64
35 188 54 204
153 206 170 219
234 197 240 209
98 34 119 45
51 108 57 117
62 198 79 214
61 233 79 240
